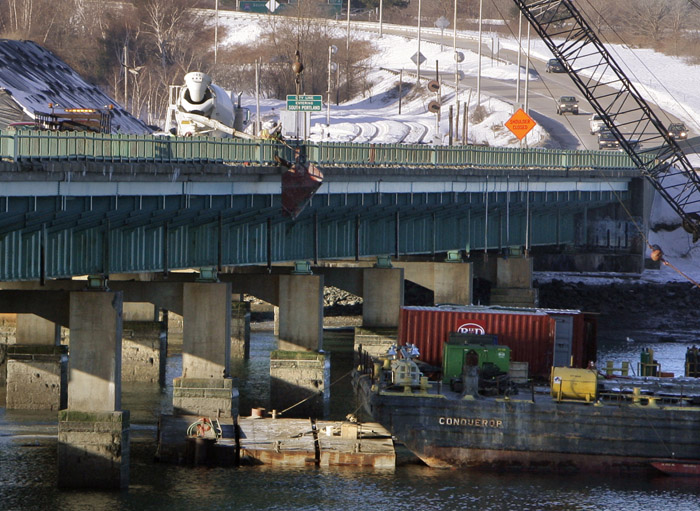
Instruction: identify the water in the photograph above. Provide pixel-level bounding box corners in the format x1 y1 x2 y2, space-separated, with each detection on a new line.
2 326 700 510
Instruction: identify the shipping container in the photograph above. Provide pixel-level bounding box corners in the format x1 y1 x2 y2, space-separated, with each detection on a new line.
398 305 597 380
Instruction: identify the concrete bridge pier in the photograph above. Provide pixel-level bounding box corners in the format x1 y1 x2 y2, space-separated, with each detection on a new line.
397 261 473 306
5 314 67 410
121 302 166 385
230 299 251 361
174 282 238 418
58 290 129 490
270 273 329 418
490 256 538 307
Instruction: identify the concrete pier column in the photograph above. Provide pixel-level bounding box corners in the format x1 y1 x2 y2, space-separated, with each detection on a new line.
362 267 404 328
277 274 323 351
270 350 330 418
16 313 60 345
174 282 237 418
490 256 538 307
230 300 251 360
398 261 473 306
272 273 327 417
58 290 129 489
121 302 166 384
433 263 473 305
5 314 66 410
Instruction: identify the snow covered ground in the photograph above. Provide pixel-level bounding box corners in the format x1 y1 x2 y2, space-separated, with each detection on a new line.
217 13 700 284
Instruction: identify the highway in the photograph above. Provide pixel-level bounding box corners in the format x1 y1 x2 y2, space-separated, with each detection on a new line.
376 22 700 158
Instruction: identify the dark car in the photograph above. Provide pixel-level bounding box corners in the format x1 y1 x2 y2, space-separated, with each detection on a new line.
546 58 565 73
597 129 621 150
668 123 688 140
557 96 579 115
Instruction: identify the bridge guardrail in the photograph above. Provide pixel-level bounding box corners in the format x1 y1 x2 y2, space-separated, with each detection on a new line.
0 129 645 171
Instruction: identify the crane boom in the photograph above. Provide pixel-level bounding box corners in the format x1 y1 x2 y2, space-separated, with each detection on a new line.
511 0 700 240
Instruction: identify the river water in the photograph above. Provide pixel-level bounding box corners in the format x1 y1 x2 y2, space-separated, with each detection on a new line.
2 323 700 511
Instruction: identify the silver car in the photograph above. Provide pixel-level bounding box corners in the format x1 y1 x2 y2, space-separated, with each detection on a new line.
589 114 605 134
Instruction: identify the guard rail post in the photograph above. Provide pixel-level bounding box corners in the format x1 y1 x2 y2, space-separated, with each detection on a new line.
12 130 18 162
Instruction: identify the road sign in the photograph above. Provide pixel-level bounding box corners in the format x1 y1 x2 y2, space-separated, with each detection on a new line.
505 108 536 140
411 52 426 66
435 16 450 29
287 95 323 112
267 0 279 12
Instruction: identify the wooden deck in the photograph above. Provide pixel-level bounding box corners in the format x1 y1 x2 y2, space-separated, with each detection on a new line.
157 415 395 469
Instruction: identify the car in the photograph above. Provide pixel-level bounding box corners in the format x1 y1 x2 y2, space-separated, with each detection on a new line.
668 123 688 140
557 96 579 115
546 58 565 73
597 129 621 150
589 114 605 134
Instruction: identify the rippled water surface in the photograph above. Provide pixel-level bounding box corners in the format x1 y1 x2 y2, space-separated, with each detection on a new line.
2 327 700 511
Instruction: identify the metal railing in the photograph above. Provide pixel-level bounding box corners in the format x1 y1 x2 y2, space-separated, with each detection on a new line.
0 129 644 171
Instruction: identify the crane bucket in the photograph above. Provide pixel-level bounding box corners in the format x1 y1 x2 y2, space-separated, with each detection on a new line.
281 161 324 219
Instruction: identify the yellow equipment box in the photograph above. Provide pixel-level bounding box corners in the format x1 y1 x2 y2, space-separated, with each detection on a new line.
550 367 598 402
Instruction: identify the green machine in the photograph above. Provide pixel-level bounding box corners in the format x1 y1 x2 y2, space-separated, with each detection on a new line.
442 338 511 383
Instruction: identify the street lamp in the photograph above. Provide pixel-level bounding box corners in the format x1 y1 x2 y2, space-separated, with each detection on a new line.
379 0 383 37
477 0 483 107
327 45 338 125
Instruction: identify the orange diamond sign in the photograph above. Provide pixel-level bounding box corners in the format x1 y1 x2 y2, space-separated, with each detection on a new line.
505 108 536 140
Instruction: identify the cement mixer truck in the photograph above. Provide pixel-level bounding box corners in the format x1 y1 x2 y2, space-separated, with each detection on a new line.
167 71 253 138
166 71 323 219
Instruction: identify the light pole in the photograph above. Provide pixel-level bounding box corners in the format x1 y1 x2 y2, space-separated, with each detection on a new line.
476 0 483 106
379 0 383 37
516 12 522 105
346 0 351 53
214 0 219 64
327 45 338 125
417 0 422 82
525 22 531 115
453 0 458 103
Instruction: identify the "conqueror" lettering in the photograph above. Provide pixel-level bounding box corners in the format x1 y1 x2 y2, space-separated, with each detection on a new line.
438 417 503 428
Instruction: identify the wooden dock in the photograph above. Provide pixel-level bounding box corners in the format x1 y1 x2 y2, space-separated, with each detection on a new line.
156 415 395 469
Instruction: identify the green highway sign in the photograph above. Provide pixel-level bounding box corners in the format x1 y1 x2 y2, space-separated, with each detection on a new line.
286 94 323 112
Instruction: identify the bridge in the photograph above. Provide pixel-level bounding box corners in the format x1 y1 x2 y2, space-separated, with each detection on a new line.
0 129 651 488
0 129 647 281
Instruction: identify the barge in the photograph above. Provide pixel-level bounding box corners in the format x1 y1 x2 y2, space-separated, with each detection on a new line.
353 306 700 474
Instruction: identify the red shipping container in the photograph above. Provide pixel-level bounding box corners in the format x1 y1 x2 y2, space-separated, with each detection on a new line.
398 306 597 380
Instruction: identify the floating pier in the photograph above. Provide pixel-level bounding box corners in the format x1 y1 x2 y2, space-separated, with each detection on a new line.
156 415 395 469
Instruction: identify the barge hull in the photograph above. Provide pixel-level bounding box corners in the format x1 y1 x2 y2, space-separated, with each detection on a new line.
354 373 700 474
